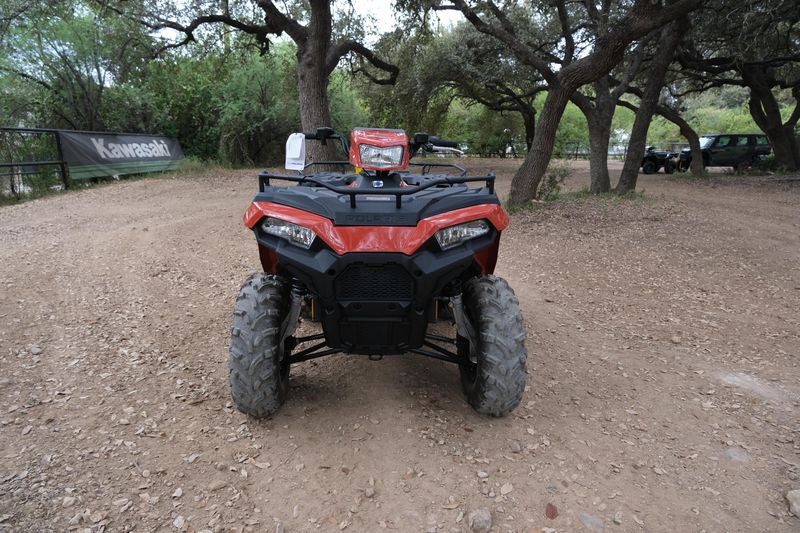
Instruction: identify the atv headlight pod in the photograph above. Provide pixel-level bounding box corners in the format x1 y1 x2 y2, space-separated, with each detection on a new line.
261 217 316 249
435 220 490 251
359 144 403 169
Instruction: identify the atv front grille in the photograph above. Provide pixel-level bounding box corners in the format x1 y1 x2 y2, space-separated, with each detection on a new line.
335 264 414 301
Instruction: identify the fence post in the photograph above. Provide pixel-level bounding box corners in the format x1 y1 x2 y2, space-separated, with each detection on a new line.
54 131 70 190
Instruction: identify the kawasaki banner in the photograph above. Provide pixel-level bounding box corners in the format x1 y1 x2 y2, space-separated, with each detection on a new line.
59 131 184 180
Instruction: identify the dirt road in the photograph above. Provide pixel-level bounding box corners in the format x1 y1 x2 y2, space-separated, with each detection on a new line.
1 161 798 532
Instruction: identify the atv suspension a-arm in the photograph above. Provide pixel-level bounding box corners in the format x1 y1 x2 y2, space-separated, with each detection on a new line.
282 332 468 367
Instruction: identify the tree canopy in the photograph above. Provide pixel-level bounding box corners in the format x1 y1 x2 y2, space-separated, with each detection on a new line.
2 0 798 197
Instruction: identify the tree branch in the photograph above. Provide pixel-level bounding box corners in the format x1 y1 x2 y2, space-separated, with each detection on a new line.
610 32 654 101
330 40 399 84
255 0 307 44
0 65 52 90
555 0 575 63
447 0 556 81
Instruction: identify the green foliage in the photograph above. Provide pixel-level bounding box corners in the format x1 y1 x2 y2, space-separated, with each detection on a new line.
0 1 154 130
2 0 795 174
554 101 591 153
328 70 370 132
439 103 520 156
536 162 570 202
178 156 215 174
214 47 300 165
555 188 646 204
137 55 225 159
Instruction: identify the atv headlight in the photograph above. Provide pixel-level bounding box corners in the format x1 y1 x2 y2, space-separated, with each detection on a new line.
261 217 316 249
359 144 403 169
435 220 490 250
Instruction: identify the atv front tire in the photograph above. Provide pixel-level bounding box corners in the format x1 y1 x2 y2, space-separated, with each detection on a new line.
229 273 291 418
459 276 528 416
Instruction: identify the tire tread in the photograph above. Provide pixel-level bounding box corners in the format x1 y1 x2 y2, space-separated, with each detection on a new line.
460 275 528 416
228 273 290 418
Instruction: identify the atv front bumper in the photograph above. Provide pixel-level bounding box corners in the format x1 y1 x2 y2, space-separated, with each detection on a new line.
254 230 499 355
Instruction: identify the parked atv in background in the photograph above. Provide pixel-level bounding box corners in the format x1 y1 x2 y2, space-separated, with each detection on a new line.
641 146 678 174
229 127 528 418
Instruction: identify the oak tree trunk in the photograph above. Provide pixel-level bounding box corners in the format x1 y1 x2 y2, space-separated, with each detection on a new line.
297 52 337 162
587 118 612 193
573 80 619 193
622 98 705 176
667 110 705 176
616 22 681 193
742 66 800 171
296 0 338 163
521 107 536 151
508 86 571 205
765 125 800 170
504 10 695 205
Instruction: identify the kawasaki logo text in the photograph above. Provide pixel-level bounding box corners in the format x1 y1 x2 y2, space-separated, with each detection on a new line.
91 138 171 159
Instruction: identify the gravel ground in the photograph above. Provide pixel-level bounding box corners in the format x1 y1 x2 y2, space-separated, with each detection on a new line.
0 160 798 533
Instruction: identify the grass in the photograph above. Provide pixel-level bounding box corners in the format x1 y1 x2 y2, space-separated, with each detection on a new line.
506 185 647 214
553 187 646 204
0 169 66 206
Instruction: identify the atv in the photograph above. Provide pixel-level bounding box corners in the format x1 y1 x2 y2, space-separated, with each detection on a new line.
229 127 527 417
641 146 678 174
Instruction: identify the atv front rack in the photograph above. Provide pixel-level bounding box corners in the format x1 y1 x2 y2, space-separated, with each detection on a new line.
258 171 495 208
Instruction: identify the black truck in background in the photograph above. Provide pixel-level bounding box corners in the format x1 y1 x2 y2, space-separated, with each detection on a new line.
677 133 771 171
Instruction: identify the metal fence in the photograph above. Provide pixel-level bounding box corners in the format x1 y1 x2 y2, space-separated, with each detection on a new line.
553 140 687 161
2 127 184 200
0 128 70 199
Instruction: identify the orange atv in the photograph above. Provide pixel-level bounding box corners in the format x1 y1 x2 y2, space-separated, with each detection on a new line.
230 127 527 417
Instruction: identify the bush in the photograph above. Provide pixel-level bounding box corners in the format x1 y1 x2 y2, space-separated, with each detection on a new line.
536 162 570 202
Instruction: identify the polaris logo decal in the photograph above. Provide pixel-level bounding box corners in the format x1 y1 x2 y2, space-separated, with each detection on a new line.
372 180 384 188
91 138 171 159
338 213 417 225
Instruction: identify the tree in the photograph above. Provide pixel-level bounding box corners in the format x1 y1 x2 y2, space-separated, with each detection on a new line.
677 0 800 170
102 0 398 161
361 22 545 149
0 0 29 41
419 0 702 206
616 21 683 192
427 23 545 150
571 44 650 193
0 1 154 130
617 96 706 176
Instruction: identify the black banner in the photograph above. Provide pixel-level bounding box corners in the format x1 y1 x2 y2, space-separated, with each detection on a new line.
59 131 184 180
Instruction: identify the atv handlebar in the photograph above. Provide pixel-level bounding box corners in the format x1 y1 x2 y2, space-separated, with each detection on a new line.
258 171 495 209
300 160 467 177
304 128 350 155
303 128 461 160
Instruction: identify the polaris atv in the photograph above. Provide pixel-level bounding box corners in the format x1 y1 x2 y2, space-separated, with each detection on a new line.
641 146 678 174
229 127 527 417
